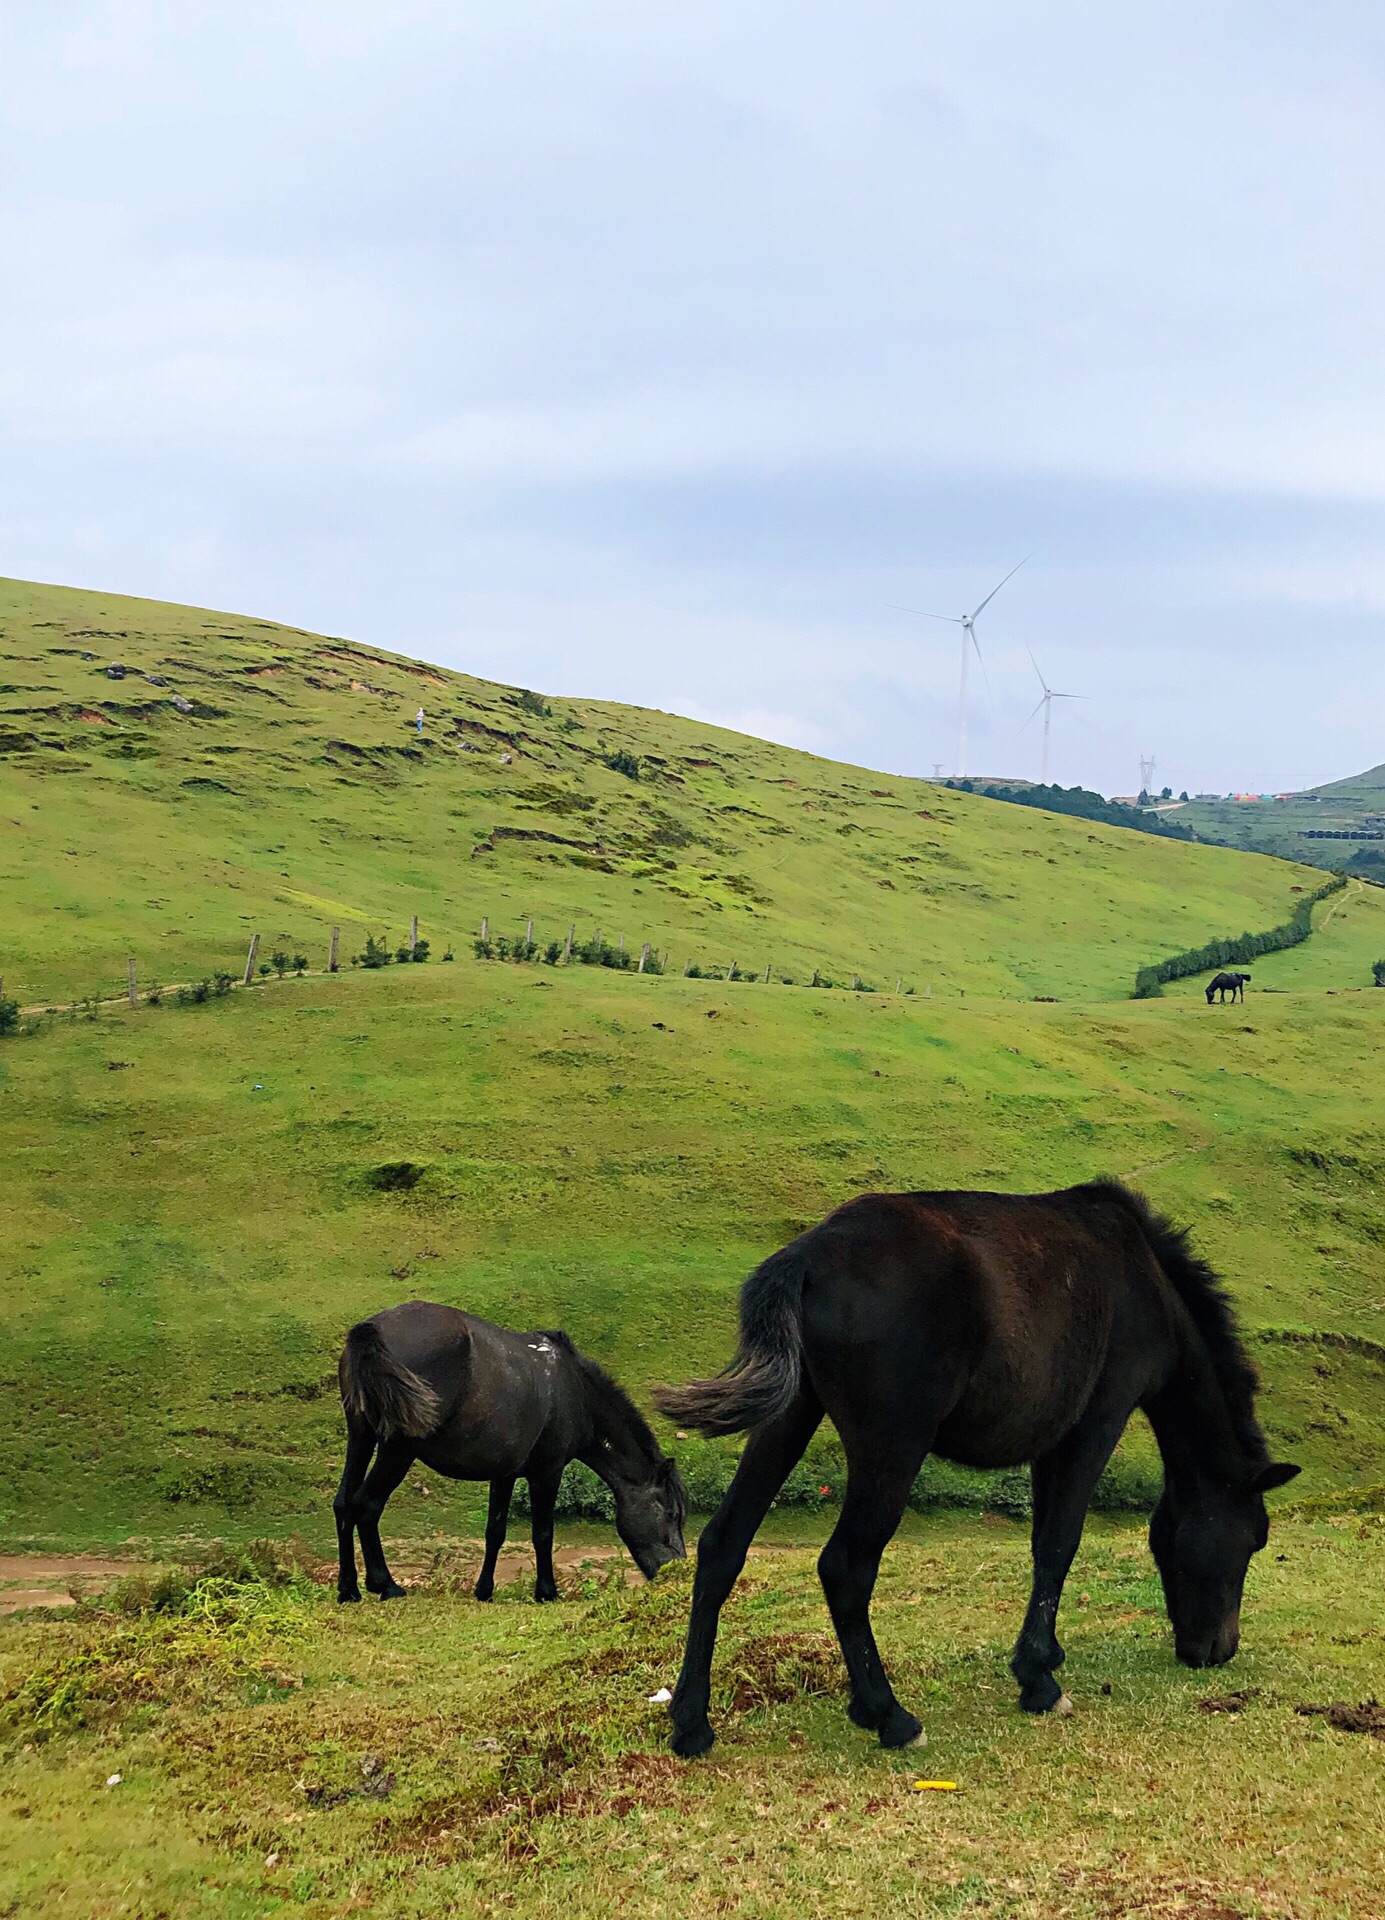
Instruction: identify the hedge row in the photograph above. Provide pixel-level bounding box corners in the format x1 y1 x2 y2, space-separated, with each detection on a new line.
513 1432 1161 1522
1132 872 1347 999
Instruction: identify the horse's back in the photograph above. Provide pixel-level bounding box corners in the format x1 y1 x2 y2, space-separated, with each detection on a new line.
796 1187 1167 1466
369 1304 576 1479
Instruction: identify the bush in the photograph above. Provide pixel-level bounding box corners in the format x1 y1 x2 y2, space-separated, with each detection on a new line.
1373 959 1385 988
357 933 392 969
0 996 18 1037
292 954 308 976
271 950 291 978
144 984 164 1007
212 971 233 996
516 689 552 717
177 979 212 1006
365 1161 425 1192
602 748 641 780
442 947 455 962
544 939 563 965
1132 872 1347 998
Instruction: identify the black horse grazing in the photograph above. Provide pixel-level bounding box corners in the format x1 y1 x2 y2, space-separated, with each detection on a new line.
1206 971 1251 1003
336 1302 687 1604
655 1181 1297 1758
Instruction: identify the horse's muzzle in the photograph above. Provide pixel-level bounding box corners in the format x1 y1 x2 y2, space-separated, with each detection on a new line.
1176 1616 1240 1669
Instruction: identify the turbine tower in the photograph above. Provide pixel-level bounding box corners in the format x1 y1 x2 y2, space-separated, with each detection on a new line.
1139 753 1157 800
1025 651 1084 784
892 559 1027 777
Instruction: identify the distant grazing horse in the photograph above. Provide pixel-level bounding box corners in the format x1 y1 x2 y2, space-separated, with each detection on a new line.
1207 971 1251 1003
656 1181 1297 1757
336 1303 687 1604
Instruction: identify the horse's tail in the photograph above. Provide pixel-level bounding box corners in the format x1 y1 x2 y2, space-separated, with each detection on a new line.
653 1247 808 1437
340 1320 442 1439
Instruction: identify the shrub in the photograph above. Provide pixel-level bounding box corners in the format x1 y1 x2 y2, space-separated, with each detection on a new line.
602 748 641 779
177 979 212 1006
365 1161 425 1192
271 950 291 978
1132 872 1347 998
442 947 455 962
1373 959 1385 988
544 939 563 965
292 954 308 975
212 971 233 996
357 933 392 969
0 996 18 1037
258 962 272 977
144 984 163 1007
516 688 552 718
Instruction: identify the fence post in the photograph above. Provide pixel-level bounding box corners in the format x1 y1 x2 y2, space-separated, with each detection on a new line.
563 923 574 962
480 915 489 943
127 956 138 1009
526 917 534 947
895 978 902 995
242 933 260 986
409 914 419 958
925 983 931 998
328 926 340 973
684 958 692 976
763 959 771 983
638 941 651 974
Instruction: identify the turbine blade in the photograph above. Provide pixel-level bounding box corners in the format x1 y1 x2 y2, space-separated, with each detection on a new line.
970 629 993 701
969 555 1029 623
1020 696 1046 729
886 604 963 624
1027 646 1049 695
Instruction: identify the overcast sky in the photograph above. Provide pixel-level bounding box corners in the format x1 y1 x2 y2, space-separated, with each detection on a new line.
4 4 1385 795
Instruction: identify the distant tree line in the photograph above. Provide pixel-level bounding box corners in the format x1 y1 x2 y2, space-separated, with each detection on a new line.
1132 872 1348 998
947 779 1194 842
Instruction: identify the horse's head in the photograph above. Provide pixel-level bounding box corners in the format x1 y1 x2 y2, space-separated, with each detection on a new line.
1149 1460 1299 1666
612 1455 688 1580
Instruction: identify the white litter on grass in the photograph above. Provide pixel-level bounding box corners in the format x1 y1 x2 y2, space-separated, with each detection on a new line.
106 1773 121 1787
264 1853 280 1869
648 1687 673 1704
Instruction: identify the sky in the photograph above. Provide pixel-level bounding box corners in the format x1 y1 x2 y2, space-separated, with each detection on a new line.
4 2 1385 796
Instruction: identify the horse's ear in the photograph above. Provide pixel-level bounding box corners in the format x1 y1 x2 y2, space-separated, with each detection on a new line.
1249 1461 1301 1494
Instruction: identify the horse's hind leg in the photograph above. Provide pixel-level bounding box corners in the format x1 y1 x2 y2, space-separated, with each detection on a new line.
355 1437 415 1598
1011 1402 1128 1712
818 1451 930 1749
333 1424 376 1603
474 1477 515 1602
669 1388 822 1759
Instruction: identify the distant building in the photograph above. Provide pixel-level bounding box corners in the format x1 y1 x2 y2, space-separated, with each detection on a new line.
1193 793 1221 802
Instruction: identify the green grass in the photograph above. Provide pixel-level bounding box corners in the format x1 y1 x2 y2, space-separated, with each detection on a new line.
0 574 1340 1006
3 1513 1384 1917
10 575 1385 1911
5 961 1385 1547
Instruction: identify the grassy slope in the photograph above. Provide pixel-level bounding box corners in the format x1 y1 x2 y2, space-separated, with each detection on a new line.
4 1514 1384 1918
0 575 1338 1005
5 961 1385 1546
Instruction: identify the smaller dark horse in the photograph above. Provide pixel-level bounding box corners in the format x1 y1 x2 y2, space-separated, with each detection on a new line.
656 1181 1297 1757
1206 971 1251 1004
336 1302 687 1604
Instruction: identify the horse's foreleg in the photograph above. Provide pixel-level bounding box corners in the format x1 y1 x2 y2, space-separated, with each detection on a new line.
1011 1405 1127 1712
333 1424 376 1603
355 1438 415 1598
669 1390 822 1759
818 1453 928 1749
526 1469 561 1603
474 1477 515 1602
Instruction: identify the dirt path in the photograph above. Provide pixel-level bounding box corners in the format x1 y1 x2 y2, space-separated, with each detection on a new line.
1319 878 1364 930
0 1542 645 1616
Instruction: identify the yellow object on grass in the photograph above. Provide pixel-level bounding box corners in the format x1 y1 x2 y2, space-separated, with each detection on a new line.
912 1780 957 1791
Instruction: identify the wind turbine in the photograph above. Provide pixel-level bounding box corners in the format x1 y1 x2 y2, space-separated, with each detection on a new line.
1024 650 1084 784
892 559 1027 777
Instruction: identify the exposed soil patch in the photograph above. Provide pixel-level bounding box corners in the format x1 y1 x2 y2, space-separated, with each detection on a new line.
1295 1696 1385 1736
0 1554 153 1616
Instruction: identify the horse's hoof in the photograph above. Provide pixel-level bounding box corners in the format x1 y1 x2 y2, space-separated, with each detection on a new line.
338 1590 362 1606
878 1706 924 1749
670 1720 716 1760
372 1582 407 1601
1017 1676 1064 1714
534 1586 558 1604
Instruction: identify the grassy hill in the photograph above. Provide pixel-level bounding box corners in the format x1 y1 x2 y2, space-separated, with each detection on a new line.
4 576 1385 1549
1177 761 1385 881
0 575 1358 1005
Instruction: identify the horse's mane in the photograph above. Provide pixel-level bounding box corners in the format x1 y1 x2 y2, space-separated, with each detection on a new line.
1085 1180 1269 1467
537 1330 663 1466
